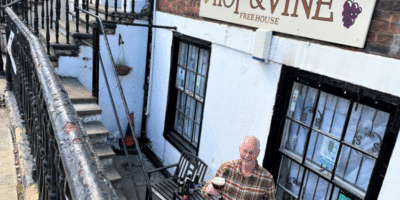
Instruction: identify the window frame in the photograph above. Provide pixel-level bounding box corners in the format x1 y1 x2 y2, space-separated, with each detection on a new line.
163 32 212 156
263 65 400 200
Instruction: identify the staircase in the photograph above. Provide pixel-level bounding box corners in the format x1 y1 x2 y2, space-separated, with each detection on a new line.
60 77 126 199
7 0 150 199
32 2 139 199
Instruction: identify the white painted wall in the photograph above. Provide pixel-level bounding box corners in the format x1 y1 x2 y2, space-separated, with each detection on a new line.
100 0 147 13
146 11 400 199
56 21 148 148
98 21 148 142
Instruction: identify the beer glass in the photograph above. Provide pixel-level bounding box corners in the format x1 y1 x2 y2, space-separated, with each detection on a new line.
211 177 225 199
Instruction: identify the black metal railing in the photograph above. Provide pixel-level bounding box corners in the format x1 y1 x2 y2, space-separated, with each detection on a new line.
4 6 118 199
1 0 146 55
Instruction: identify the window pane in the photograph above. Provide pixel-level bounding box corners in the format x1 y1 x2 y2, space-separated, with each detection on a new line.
176 92 186 112
198 49 209 76
278 156 304 197
187 45 199 72
176 67 186 90
301 170 332 200
195 75 206 101
195 102 202 123
331 187 340 200
183 117 193 141
275 187 297 200
313 92 350 138
335 145 376 192
178 42 188 67
305 131 340 172
193 124 199 146
174 111 184 134
287 82 318 126
280 119 310 161
185 71 196 96
275 187 285 200
185 96 196 119
344 103 389 157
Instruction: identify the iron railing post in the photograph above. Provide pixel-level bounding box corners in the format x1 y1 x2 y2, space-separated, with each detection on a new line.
92 22 99 103
23 0 27 23
95 0 98 15
74 0 78 32
123 0 125 13
0 16 4 76
45 0 49 54
85 0 88 33
41 0 43 28
65 0 69 43
50 0 53 29
55 0 59 43
34 0 38 35
5 14 12 90
105 0 108 20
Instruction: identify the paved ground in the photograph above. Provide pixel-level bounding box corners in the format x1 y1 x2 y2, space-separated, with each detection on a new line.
113 152 165 200
0 76 18 200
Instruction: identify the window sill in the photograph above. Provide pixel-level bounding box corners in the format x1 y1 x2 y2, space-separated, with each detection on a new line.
164 131 197 155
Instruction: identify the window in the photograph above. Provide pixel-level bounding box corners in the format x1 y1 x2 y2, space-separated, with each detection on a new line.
164 33 211 155
264 66 400 200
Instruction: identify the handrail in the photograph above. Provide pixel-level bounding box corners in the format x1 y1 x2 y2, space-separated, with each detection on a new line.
4 7 118 199
76 6 153 200
0 0 19 9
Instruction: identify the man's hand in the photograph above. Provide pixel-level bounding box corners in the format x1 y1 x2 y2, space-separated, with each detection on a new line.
204 183 220 197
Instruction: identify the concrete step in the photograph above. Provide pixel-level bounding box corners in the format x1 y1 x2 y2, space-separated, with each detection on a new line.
83 121 109 144
94 144 115 168
104 165 122 188
60 77 97 104
73 102 102 117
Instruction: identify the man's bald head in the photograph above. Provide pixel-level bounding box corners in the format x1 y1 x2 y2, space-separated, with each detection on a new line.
240 135 260 150
239 136 261 164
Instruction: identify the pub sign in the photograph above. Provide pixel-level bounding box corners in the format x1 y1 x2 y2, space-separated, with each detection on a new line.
199 0 377 48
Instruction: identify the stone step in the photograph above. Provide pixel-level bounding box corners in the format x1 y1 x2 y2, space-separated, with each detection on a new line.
73 102 102 116
116 188 126 200
69 11 117 35
60 77 97 104
94 144 115 168
38 28 75 45
68 2 117 35
83 121 109 144
59 18 93 35
38 28 79 57
104 165 122 188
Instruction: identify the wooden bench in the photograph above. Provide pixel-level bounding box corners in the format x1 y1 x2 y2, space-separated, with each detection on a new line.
145 151 208 200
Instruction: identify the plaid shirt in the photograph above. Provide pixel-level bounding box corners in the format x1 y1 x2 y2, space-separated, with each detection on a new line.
201 159 275 200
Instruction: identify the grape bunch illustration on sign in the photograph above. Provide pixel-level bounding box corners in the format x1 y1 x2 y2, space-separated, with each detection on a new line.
342 0 362 28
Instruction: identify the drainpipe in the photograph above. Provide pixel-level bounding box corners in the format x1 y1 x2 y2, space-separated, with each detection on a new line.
139 0 155 146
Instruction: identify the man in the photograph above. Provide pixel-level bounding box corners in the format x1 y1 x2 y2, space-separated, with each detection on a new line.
201 136 275 199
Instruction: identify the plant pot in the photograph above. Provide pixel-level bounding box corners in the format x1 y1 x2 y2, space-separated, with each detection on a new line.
115 64 132 76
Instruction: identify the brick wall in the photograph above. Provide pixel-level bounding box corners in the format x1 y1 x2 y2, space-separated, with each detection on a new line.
366 0 400 58
156 0 201 18
156 0 400 59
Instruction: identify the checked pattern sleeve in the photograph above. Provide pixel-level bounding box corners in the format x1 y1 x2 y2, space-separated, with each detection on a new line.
201 160 276 200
